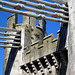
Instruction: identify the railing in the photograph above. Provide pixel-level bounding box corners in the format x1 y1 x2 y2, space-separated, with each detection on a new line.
0 0 68 49
0 0 69 23
0 27 21 48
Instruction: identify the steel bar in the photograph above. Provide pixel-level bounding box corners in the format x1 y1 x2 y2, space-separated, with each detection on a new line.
0 32 20 36
0 45 19 48
0 37 20 41
41 6 68 14
29 0 68 10
10 0 68 10
0 1 69 19
0 6 68 23
0 41 20 44
0 27 20 32
0 1 68 14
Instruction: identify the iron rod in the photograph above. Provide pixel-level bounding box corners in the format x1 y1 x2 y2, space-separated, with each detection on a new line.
0 41 20 44
29 0 68 10
0 45 19 48
0 37 20 41
0 6 68 23
10 0 68 10
0 27 20 32
0 32 20 36
0 1 68 14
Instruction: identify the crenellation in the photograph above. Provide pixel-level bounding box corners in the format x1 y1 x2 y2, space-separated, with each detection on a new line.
57 30 60 37
30 16 36 28
3 12 64 75
51 38 58 43
0 0 71 74
31 41 39 62
43 33 54 40
34 28 43 45
24 33 59 64
39 19 46 37
23 15 30 25
7 14 17 29
43 33 55 56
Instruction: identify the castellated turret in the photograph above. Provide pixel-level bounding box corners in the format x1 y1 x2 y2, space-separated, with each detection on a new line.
22 12 47 46
3 12 47 75
3 12 67 75
16 12 46 46
3 13 18 75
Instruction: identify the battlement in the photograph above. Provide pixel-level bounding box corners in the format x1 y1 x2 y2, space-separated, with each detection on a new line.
4 13 64 75
23 32 59 63
6 13 61 64
1 0 69 74
7 13 47 45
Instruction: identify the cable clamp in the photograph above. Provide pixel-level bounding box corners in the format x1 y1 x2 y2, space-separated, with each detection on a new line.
37 3 45 9
15 3 24 10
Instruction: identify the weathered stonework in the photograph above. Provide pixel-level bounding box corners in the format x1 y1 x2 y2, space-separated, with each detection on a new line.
3 12 68 75
68 0 75 75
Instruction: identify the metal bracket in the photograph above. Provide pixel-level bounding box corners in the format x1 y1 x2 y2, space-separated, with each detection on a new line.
37 3 45 9
15 3 24 10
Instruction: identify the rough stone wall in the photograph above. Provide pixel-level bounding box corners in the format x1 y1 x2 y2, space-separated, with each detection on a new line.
3 12 64 75
3 14 19 75
24 33 58 63
68 0 75 75
3 14 23 75
23 33 59 75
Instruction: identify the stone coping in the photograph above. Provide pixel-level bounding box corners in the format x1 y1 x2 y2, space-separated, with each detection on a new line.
51 38 58 43
38 44 43 49
43 33 54 40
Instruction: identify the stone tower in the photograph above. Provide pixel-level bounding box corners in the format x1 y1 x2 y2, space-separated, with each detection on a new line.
3 12 68 75
1 0 75 75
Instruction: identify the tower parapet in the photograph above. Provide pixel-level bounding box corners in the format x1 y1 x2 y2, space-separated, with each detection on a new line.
3 12 47 75
22 12 47 45
24 33 58 63
3 12 68 75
